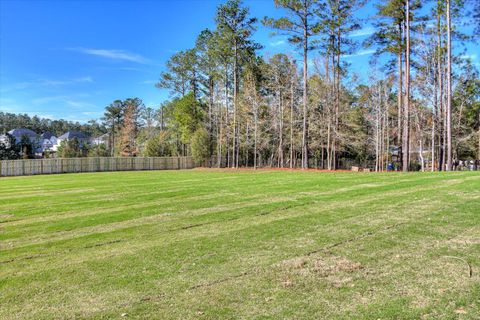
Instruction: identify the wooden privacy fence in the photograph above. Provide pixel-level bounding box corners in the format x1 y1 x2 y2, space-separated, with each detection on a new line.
0 157 194 177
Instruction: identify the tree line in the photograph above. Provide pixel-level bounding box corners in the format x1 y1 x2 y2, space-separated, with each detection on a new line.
3 0 479 170
137 0 478 170
0 112 106 137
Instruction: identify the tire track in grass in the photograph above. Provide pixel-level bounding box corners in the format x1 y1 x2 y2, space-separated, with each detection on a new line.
0 181 454 277
1 175 426 251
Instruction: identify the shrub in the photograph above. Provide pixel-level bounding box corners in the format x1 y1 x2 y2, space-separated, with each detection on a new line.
88 144 109 157
143 131 172 157
190 127 210 165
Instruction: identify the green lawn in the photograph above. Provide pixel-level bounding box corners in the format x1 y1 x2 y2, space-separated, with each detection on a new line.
1 170 479 319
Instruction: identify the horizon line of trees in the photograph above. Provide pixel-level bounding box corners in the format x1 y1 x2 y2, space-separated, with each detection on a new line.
149 0 479 171
0 112 107 137
2 0 479 170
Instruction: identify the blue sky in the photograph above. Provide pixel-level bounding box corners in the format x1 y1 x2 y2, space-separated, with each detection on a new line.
0 0 477 123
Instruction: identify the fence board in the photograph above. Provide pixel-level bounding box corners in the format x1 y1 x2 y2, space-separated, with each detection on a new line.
0 157 194 177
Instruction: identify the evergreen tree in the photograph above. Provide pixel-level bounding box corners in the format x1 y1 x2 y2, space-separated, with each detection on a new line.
216 0 260 167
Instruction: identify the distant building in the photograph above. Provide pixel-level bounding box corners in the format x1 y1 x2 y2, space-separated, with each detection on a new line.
8 128 39 143
40 132 57 153
0 134 9 147
55 131 89 151
7 128 42 153
91 133 109 146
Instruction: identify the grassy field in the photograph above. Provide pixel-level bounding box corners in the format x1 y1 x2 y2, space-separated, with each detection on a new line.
1 170 479 319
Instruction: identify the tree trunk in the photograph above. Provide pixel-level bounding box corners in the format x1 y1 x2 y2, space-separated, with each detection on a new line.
110 120 115 157
302 24 308 169
446 0 453 171
208 76 214 157
217 102 222 167
224 67 230 168
402 0 410 172
254 100 258 170
233 42 238 168
334 24 341 171
290 74 294 169
431 74 437 171
278 91 284 167
397 48 403 163
478 127 480 161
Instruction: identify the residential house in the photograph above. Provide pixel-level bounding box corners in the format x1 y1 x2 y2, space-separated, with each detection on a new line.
7 128 42 153
55 131 89 151
40 132 57 154
0 134 10 147
91 133 109 146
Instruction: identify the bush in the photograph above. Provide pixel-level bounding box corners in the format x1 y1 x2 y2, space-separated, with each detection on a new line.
18 135 35 159
143 131 171 157
190 127 210 165
0 134 21 160
57 138 87 158
88 144 109 157
409 161 422 172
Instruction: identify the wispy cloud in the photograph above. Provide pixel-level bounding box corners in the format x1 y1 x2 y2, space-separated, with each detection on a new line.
343 49 375 58
1 76 93 93
36 76 93 86
69 47 149 63
1 96 99 123
65 100 97 109
31 95 97 110
82 111 102 116
460 54 477 61
140 80 156 85
32 95 68 105
0 98 58 119
269 40 286 47
73 76 94 83
32 93 91 105
349 27 375 38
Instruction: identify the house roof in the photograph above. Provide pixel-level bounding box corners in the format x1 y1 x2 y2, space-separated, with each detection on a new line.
42 139 53 145
58 131 87 140
94 133 109 140
8 128 38 138
41 132 56 139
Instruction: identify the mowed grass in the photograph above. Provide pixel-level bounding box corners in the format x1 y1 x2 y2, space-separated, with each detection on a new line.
1 170 479 319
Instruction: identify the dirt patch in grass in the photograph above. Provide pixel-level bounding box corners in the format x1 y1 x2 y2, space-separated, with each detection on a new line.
277 254 364 290
313 256 363 276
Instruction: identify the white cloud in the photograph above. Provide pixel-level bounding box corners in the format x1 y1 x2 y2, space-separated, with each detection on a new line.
0 98 24 112
32 95 67 105
73 76 94 83
343 49 376 58
460 54 477 60
140 80 156 85
269 40 286 47
0 97 97 123
349 27 375 38
32 93 91 105
1 76 93 93
69 47 149 63
30 95 98 111
0 98 57 119
36 77 93 86
65 100 97 109
82 111 101 116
